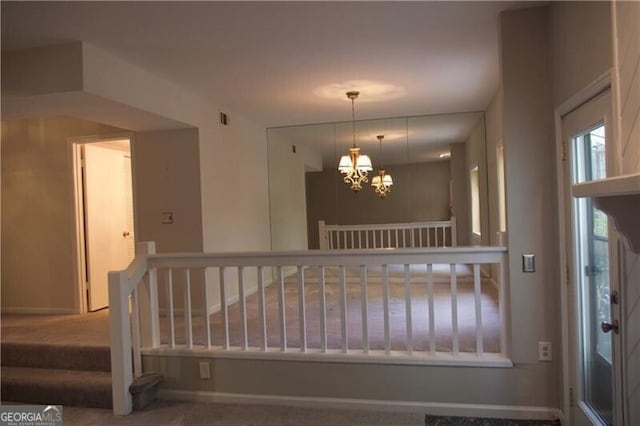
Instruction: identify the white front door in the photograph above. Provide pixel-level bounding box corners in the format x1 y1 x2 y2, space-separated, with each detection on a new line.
561 89 623 425
82 143 135 311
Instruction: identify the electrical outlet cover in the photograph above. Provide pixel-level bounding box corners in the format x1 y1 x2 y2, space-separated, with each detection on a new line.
199 361 211 379
538 341 552 361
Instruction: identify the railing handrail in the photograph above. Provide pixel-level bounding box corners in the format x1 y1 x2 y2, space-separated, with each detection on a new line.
146 246 507 269
109 241 509 416
323 220 454 231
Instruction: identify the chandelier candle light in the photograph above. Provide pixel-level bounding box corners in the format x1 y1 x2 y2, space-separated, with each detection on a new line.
338 91 372 191
371 134 394 198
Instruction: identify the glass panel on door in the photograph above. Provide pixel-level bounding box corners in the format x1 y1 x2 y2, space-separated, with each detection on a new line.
572 124 613 425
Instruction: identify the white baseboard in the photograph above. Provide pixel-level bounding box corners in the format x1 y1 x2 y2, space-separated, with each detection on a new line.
1 306 79 315
158 389 563 421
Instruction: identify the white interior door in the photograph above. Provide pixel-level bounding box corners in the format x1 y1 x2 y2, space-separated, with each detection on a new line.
561 89 623 426
83 143 134 311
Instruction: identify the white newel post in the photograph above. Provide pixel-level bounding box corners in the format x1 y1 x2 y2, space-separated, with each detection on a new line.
137 242 159 349
109 270 133 415
318 220 328 250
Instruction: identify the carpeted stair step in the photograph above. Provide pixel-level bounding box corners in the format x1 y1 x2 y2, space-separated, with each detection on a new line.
0 366 112 408
1 342 110 371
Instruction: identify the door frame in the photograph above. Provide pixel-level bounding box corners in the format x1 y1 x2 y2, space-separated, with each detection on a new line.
68 132 137 314
555 70 624 424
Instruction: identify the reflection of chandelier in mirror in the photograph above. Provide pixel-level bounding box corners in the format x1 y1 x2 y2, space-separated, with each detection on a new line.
338 91 372 191
371 135 393 198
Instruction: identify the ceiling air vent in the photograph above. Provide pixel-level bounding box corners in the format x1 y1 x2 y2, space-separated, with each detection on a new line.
220 112 229 126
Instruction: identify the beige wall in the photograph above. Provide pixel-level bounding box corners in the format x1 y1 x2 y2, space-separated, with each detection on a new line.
146 355 559 412
1 43 83 97
500 5 560 407
1 116 125 313
199 116 271 254
612 1 640 424
133 128 203 253
465 117 489 245
485 88 504 247
551 1 612 107
2 43 273 314
268 133 321 252
305 161 451 249
449 143 469 246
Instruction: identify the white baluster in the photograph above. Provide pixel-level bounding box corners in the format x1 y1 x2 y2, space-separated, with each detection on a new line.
499 255 508 356
184 269 193 349
167 269 175 348
219 267 229 350
360 265 369 354
203 268 211 350
298 266 307 352
277 266 287 351
450 263 458 355
427 264 435 354
339 265 348 353
404 264 413 355
238 266 247 350
319 266 327 353
258 266 267 351
474 264 483 355
382 264 390 354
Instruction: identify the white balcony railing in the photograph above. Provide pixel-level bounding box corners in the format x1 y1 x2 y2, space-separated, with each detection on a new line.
109 241 509 415
318 218 457 250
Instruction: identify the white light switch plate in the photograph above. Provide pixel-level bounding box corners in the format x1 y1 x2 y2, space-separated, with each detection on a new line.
161 211 173 224
523 254 535 272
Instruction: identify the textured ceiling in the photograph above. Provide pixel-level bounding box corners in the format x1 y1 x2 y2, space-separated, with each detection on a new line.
1 1 535 128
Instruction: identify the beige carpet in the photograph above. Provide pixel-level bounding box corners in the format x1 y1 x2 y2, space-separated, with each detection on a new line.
60 400 426 425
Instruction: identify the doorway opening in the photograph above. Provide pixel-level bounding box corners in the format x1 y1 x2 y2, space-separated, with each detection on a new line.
72 137 136 313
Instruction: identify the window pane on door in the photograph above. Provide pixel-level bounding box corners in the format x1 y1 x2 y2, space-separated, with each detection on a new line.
571 121 613 425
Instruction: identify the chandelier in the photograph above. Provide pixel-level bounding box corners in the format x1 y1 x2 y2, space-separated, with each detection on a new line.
371 135 393 198
338 91 372 191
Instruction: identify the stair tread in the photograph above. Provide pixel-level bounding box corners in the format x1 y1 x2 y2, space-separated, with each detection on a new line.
1 366 113 408
1 366 112 382
1 342 111 371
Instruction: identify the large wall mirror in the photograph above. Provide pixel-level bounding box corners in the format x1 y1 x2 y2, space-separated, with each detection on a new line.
267 112 489 250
